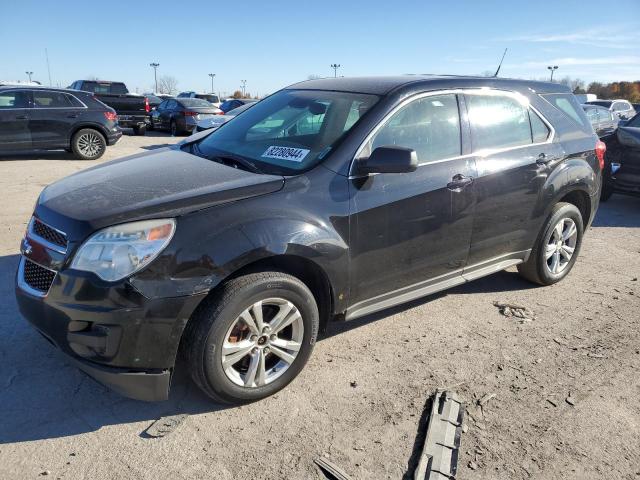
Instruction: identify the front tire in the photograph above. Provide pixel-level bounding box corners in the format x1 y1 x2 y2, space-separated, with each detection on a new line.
183 272 319 404
71 128 106 160
170 120 178 136
518 202 584 285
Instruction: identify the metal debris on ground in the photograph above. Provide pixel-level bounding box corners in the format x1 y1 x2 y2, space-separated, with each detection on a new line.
143 413 188 438
493 301 535 322
314 457 353 480
414 390 465 480
477 393 496 407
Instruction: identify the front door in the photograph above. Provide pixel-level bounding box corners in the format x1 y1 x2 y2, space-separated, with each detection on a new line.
0 89 31 151
349 93 476 311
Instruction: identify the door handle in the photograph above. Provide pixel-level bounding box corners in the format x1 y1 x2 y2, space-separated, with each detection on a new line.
15 115 28 120
447 174 474 191
67 113 79 119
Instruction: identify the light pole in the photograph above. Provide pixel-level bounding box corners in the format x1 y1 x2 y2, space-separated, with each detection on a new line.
150 62 160 92
547 65 558 82
25 71 33 82
208 73 216 93
240 80 247 97
330 63 341 78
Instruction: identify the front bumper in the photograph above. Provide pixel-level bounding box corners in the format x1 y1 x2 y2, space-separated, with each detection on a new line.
107 128 123 146
15 256 206 401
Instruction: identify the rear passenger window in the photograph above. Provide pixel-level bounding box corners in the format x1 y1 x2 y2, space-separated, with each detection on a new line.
33 91 72 108
530 110 551 143
367 94 461 163
466 94 532 151
542 93 590 130
66 94 85 108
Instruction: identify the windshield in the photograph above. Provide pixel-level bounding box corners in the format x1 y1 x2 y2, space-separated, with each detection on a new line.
587 101 612 108
227 102 255 116
180 98 213 108
198 94 220 103
627 113 640 128
194 89 378 174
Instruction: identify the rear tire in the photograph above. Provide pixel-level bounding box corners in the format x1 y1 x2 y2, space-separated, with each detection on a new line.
71 128 106 160
132 125 146 136
182 271 319 404
600 181 614 202
517 202 584 286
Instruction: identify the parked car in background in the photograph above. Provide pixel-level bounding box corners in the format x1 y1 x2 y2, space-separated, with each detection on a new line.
150 97 223 135
69 80 150 135
585 99 636 121
178 91 221 107
0 86 121 160
195 101 257 132
16 76 603 404
600 111 640 201
219 98 257 113
144 94 165 109
581 104 618 138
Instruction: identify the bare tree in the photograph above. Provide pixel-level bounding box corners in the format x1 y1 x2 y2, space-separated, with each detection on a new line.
157 75 178 95
559 76 585 93
307 74 322 80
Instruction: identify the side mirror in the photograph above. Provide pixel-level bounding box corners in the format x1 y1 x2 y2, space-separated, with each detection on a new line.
357 146 418 174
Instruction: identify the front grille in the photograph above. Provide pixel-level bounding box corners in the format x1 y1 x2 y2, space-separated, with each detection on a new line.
23 259 56 293
32 219 67 249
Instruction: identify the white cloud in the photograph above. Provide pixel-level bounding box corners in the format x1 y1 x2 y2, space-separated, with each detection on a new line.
503 27 640 50
514 56 640 68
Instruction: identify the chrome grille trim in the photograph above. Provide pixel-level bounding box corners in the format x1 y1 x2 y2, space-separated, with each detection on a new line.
28 217 68 254
18 257 57 297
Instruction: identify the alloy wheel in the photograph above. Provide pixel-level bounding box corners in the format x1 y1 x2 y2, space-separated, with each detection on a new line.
221 298 304 388
545 217 577 275
77 132 103 158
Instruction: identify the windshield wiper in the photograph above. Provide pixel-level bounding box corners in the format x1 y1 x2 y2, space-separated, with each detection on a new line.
215 154 263 174
190 143 263 174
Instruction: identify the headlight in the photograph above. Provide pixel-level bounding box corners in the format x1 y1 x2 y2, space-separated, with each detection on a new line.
71 219 176 282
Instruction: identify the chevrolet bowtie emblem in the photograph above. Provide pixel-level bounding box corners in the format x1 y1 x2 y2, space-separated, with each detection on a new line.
21 239 33 256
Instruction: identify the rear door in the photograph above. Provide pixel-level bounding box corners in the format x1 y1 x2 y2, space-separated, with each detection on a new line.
463 90 562 268
0 89 32 150
349 93 477 308
615 114 640 188
29 90 85 148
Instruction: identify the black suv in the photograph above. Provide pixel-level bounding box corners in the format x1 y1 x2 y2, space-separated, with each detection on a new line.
0 86 121 160
16 76 603 403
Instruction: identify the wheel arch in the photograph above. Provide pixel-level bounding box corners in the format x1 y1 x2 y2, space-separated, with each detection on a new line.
68 123 109 146
557 189 591 228
192 253 336 334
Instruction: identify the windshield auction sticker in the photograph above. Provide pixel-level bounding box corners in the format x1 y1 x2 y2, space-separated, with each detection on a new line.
262 146 310 162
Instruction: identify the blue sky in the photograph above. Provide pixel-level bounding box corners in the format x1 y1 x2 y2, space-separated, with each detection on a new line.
1 0 638 96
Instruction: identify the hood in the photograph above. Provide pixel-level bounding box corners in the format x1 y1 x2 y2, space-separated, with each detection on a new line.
36 147 284 240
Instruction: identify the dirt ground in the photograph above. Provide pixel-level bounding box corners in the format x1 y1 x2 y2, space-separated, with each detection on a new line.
0 131 638 480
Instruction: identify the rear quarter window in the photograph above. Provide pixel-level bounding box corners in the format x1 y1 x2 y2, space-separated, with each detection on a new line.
542 93 591 131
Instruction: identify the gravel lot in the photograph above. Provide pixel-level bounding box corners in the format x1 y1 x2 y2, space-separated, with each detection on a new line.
1 132 638 479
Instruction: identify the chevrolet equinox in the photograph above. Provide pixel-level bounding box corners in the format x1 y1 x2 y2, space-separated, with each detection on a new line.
16 76 604 403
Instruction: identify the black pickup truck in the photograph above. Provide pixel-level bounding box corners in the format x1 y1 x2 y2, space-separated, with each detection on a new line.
68 80 150 135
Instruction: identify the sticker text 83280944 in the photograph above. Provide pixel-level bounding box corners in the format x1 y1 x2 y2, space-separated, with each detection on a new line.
262 146 310 162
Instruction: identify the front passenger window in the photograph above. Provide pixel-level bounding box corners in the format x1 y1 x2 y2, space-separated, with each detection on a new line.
365 94 461 163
